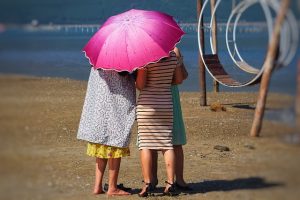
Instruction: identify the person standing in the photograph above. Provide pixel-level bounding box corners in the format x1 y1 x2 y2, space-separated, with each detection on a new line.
171 47 191 190
151 47 192 191
136 50 183 197
77 68 136 196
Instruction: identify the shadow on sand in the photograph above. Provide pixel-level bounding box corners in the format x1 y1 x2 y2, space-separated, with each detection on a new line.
215 102 256 110
131 177 283 196
231 104 256 110
187 177 283 194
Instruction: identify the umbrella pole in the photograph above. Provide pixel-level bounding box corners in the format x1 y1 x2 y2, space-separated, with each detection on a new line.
210 0 219 93
197 0 207 106
250 0 290 137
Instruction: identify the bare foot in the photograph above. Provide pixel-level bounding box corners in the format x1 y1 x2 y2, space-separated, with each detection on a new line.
107 188 131 196
138 184 148 197
93 186 104 195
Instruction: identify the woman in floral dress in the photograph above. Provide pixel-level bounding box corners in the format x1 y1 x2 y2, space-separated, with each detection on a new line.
77 68 136 196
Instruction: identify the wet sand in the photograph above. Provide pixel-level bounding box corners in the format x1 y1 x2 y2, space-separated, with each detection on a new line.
0 74 299 200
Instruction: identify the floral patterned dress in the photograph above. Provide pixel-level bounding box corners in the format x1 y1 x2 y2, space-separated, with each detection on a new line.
77 68 136 158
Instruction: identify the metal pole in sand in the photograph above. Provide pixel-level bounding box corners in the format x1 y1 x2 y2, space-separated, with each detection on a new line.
210 0 220 93
197 0 207 106
296 59 300 132
250 0 290 137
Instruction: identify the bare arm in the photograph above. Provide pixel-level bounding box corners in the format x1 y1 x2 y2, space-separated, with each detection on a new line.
172 47 188 85
172 63 184 85
136 68 147 90
181 60 188 80
178 56 188 80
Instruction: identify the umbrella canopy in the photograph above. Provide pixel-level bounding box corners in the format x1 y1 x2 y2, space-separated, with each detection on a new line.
83 9 185 72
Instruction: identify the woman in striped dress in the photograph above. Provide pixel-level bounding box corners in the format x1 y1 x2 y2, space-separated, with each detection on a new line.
151 47 191 191
136 51 183 196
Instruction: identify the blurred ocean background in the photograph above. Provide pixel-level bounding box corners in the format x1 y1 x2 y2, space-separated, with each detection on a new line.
0 0 299 94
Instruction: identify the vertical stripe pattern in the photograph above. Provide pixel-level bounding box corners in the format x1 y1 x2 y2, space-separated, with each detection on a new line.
137 52 178 150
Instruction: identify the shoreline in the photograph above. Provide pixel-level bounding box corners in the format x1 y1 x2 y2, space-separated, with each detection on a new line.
0 72 296 96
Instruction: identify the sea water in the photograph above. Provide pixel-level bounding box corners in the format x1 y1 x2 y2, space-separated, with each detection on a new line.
0 25 299 95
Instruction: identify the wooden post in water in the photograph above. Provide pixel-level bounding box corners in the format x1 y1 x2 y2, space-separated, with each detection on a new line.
250 0 290 137
296 60 300 132
197 0 207 106
210 0 220 93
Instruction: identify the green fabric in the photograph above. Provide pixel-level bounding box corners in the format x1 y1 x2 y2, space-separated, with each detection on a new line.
171 85 186 145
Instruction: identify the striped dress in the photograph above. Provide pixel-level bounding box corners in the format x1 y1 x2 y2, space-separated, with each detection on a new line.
137 52 178 150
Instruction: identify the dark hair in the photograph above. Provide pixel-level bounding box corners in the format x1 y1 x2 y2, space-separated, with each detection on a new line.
92 65 129 77
131 70 137 80
118 71 129 76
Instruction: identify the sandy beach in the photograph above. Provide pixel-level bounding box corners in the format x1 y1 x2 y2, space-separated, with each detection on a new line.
0 74 299 200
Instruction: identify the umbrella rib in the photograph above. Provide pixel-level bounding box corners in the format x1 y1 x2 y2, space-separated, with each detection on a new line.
133 20 184 50
137 27 170 64
137 26 171 53
95 24 125 66
137 18 183 32
124 27 131 68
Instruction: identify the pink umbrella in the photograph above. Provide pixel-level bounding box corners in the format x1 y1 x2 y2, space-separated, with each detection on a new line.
83 9 185 72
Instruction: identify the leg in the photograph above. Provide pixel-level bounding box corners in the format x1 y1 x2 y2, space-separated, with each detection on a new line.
174 145 188 186
151 150 158 186
162 149 175 186
162 149 179 195
139 149 153 196
93 158 107 194
107 158 130 196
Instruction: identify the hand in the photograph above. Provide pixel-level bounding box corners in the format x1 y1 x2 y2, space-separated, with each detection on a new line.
177 56 184 67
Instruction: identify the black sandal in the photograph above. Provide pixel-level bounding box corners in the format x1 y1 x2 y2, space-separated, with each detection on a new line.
138 182 153 197
163 181 179 196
